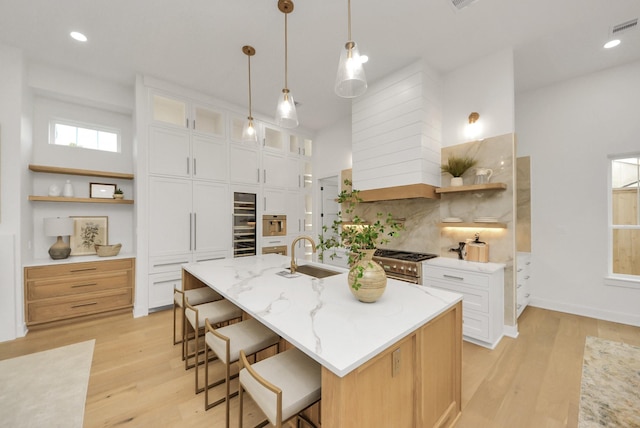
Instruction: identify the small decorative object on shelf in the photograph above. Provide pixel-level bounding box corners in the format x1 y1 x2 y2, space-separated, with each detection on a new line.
70 216 108 256
48 184 61 197
95 243 122 257
441 155 477 186
62 180 74 197
44 217 74 259
113 188 124 199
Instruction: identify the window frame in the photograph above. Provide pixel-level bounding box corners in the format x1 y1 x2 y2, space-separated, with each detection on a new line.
606 153 640 287
49 118 121 153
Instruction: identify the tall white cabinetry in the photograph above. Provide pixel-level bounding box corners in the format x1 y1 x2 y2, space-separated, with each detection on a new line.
423 258 505 349
146 92 231 309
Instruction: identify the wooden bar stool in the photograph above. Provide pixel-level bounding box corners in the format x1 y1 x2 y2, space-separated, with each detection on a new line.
183 299 243 392
173 287 222 345
204 318 280 427
238 348 321 428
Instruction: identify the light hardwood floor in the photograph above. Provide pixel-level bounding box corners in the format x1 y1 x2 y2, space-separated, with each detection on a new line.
1 306 639 427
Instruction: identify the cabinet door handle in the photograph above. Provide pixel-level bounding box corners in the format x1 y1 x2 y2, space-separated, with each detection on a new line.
189 213 193 251
153 261 189 268
443 274 464 281
264 197 267 212
525 275 530 279
263 169 266 183
186 157 190 174
193 158 197 176
70 267 97 272
193 119 196 130
71 283 97 288
257 168 260 183
72 302 98 308
193 212 197 251
525 293 530 298
517 283 523 288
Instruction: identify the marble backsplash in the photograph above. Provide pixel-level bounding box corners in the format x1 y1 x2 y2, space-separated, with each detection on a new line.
348 133 518 326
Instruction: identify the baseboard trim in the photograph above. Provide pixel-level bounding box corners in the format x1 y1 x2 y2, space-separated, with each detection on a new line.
529 297 640 327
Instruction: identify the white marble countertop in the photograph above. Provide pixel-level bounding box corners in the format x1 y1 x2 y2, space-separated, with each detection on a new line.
183 254 462 378
424 256 505 273
23 252 136 267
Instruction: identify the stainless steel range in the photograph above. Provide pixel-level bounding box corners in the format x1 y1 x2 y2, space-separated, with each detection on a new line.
373 249 438 284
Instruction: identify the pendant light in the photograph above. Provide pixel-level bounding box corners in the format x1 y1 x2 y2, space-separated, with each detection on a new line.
335 0 367 98
275 0 298 128
241 45 258 142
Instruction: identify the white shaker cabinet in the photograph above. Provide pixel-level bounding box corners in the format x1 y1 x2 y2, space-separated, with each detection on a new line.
423 258 505 349
229 145 260 185
516 252 531 318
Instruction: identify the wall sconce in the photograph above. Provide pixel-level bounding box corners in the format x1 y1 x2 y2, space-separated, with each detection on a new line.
241 45 258 142
44 217 74 259
465 112 482 140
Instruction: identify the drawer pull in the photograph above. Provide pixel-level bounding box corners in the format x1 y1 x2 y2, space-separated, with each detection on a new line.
71 302 98 308
154 261 190 267
525 275 530 280
70 267 97 272
443 274 465 281
517 283 523 288
71 283 97 288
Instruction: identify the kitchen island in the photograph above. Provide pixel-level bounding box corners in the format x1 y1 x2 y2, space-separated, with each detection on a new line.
182 254 463 428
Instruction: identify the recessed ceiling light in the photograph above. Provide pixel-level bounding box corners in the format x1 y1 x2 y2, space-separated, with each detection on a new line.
70 31 87 42
604 39 621 49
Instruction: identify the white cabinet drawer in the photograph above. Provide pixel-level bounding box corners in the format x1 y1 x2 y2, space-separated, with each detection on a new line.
462 311 490 341
149 254 192 274
423 266 489 288
427 283 489 313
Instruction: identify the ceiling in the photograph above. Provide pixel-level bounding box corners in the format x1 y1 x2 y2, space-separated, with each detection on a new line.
0 0 639 131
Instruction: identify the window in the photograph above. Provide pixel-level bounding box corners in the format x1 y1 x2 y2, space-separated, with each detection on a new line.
50 120 120 153
609 155 640 278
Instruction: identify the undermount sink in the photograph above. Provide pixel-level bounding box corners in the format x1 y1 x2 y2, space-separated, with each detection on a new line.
288 265 342 278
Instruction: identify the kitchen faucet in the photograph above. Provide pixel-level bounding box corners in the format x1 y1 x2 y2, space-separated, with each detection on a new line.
290 235 316 273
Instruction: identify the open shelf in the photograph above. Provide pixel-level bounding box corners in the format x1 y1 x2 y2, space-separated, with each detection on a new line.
435 182 507 194
438 222 507 229
28 196 134 204
29 164 134 180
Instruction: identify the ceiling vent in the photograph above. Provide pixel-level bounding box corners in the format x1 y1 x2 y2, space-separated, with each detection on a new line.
611 18 638 35
450 0 479 11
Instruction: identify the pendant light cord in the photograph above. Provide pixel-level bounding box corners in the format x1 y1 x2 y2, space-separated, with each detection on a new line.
247 54 253 117
284 12 289 90
348 0 352 41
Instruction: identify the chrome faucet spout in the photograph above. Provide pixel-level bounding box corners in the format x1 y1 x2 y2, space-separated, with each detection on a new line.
290 235 317 273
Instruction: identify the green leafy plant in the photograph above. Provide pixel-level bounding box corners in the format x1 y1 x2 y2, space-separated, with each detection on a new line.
114 187 123 195
440 155 477 177
318 179 403 290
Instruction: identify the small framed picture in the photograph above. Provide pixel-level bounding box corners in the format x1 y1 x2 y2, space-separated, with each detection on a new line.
70 216 108 256
90 183 116 199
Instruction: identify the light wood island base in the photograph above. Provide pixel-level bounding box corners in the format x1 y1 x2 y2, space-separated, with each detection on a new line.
321 301 462 428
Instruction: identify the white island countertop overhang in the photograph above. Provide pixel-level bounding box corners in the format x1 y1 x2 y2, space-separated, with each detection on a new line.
182 254 463 378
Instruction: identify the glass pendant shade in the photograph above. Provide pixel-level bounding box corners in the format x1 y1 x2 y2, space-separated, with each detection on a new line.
242 117 258 142
335 41 367 98
275 89 298 128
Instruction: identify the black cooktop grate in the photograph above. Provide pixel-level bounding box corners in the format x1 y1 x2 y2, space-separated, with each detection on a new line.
373 249 438 262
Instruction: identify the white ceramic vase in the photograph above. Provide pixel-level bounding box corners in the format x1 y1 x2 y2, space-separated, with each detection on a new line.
450 177 463 187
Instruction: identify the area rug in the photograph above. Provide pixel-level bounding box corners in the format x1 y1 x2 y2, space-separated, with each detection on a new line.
578 336 640 427
0 339 95 428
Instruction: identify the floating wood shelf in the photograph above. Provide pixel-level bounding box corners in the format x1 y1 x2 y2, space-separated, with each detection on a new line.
438 222 507 229
29 196 134 204
436 183 507 194
29 164 134 180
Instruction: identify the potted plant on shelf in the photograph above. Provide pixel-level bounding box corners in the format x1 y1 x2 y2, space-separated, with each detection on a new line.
441 155 477 186
113 188 124 199
318 179 403 303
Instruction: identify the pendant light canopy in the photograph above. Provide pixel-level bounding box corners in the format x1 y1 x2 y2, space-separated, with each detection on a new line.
335 0 367 98
241 45 258 142
275 0 299 128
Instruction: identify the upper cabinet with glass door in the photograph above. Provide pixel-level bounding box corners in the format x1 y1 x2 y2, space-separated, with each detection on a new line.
263 124 284 151
289 134 313 157
151 93 225 138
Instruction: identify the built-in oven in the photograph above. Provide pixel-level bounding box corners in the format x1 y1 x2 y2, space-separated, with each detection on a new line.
372 249 438 284
262 215 287 236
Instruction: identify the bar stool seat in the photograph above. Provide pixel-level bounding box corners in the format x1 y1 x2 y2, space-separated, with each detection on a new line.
204 318 280 426
184 299 243 392
173 287 222 345
239 348 321 428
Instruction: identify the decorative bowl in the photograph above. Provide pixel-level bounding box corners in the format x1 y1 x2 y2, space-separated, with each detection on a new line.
95 243 122 257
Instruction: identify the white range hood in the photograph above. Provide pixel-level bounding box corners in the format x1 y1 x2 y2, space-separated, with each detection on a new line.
351 60 443 201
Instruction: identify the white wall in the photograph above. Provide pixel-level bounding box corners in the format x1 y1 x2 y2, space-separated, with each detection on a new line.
516 59 640 326
0 44 27 341
313 115 352 181
442 49 515 147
